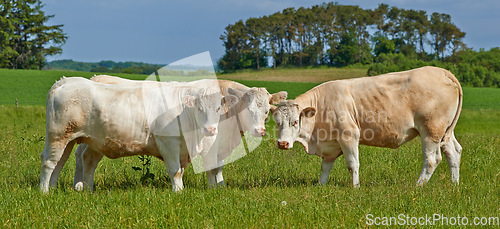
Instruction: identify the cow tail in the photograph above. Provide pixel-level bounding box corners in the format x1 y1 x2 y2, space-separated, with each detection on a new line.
440 70 463 146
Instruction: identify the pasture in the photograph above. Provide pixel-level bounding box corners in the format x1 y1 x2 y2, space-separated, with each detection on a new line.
0 68 498 227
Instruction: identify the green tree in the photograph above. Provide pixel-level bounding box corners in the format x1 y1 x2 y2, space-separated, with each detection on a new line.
246 17 264 69
430 12 465 59
373 35 395 56
0 0 67 69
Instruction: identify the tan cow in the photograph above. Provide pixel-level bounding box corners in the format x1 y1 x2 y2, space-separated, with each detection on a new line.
272 66 462 187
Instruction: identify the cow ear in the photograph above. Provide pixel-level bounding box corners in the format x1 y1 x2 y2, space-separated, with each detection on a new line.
222 95 239 108
227 88 245 98
269 91 288 104
300 107 316 118
270 104 278 115
182 95 197 108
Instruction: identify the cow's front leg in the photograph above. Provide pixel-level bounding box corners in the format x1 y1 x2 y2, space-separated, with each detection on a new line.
319 159 334 185
215 166 225 187
206 168 217 187
319 149 342 185
156 136 184 192
206 166 224 188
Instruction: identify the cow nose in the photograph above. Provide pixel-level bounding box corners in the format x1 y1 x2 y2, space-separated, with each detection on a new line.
256 127 266 137
204 126 217 135
277 141 289 149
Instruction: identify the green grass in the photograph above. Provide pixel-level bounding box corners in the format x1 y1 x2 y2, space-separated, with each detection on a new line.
0 68 499 227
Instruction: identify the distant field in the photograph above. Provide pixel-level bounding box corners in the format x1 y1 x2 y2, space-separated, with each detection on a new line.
219 66 368 83
0 68 498 227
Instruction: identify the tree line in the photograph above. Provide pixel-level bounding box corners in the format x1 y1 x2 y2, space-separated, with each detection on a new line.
48 59 215 76
218 2 466 70
0 0 67 69
218 2 500 87
48 59 163 75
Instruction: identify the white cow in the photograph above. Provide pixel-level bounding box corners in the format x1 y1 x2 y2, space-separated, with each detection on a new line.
40 77 237 192
72 75 287 189
272 66 463 187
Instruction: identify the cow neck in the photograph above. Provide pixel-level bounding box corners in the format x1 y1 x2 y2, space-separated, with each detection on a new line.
294 86 319 110
223 104 249 154
294 88 320 154
235 110 250 154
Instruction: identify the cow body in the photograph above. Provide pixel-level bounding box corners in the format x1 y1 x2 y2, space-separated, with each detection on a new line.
41 77 236 192
272 66 462 186
72 75 287 190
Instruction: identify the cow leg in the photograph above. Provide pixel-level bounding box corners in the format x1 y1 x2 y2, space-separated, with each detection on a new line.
339 137 360 188
74 145 103 191
441 132 462 184
215 166 225 187
417 137 442 186
40 141 70 193
48 140 76 188
319 150 342 185
206 166 225 188
206 168 217 187
156 137 184 192
73 144 86 190
319 159 335 185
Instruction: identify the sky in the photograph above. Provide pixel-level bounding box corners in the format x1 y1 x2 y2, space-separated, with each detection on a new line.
43 0 500 65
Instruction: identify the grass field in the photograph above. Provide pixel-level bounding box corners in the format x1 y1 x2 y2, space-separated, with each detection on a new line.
0 68 498 227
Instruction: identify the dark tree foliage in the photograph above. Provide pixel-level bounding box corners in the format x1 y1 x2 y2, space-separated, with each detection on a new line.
0 0 67 69
218 2 467 71
48 59 164 75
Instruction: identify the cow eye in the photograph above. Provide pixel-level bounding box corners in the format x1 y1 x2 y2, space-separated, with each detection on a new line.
265 110 269 115
216 107 221 112
292 120 298 126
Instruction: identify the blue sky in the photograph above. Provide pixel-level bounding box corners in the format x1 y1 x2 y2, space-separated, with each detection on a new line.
43 0 500 65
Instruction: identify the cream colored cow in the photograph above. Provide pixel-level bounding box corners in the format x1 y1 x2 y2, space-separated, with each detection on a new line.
40 77 237 192
272 66 462 187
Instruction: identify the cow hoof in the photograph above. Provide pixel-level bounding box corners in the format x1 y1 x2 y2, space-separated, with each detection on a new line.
217 181 226 188
74 182 84 191
172 186 184 192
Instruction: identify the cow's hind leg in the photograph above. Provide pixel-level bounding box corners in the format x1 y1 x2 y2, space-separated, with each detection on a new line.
49 140 76 187
339 133 361 187
417 137 442 186
40 141 71 193
74 145 103 191
73 144 86 190
441 132 462 184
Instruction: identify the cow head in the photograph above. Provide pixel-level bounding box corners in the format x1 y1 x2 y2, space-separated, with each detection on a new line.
182 90 238 137
228 88 287 137
272 100 316 149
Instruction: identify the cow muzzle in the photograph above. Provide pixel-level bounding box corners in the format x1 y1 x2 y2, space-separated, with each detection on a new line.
254 127 266 137
277 141 290 150
204 126 217 136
